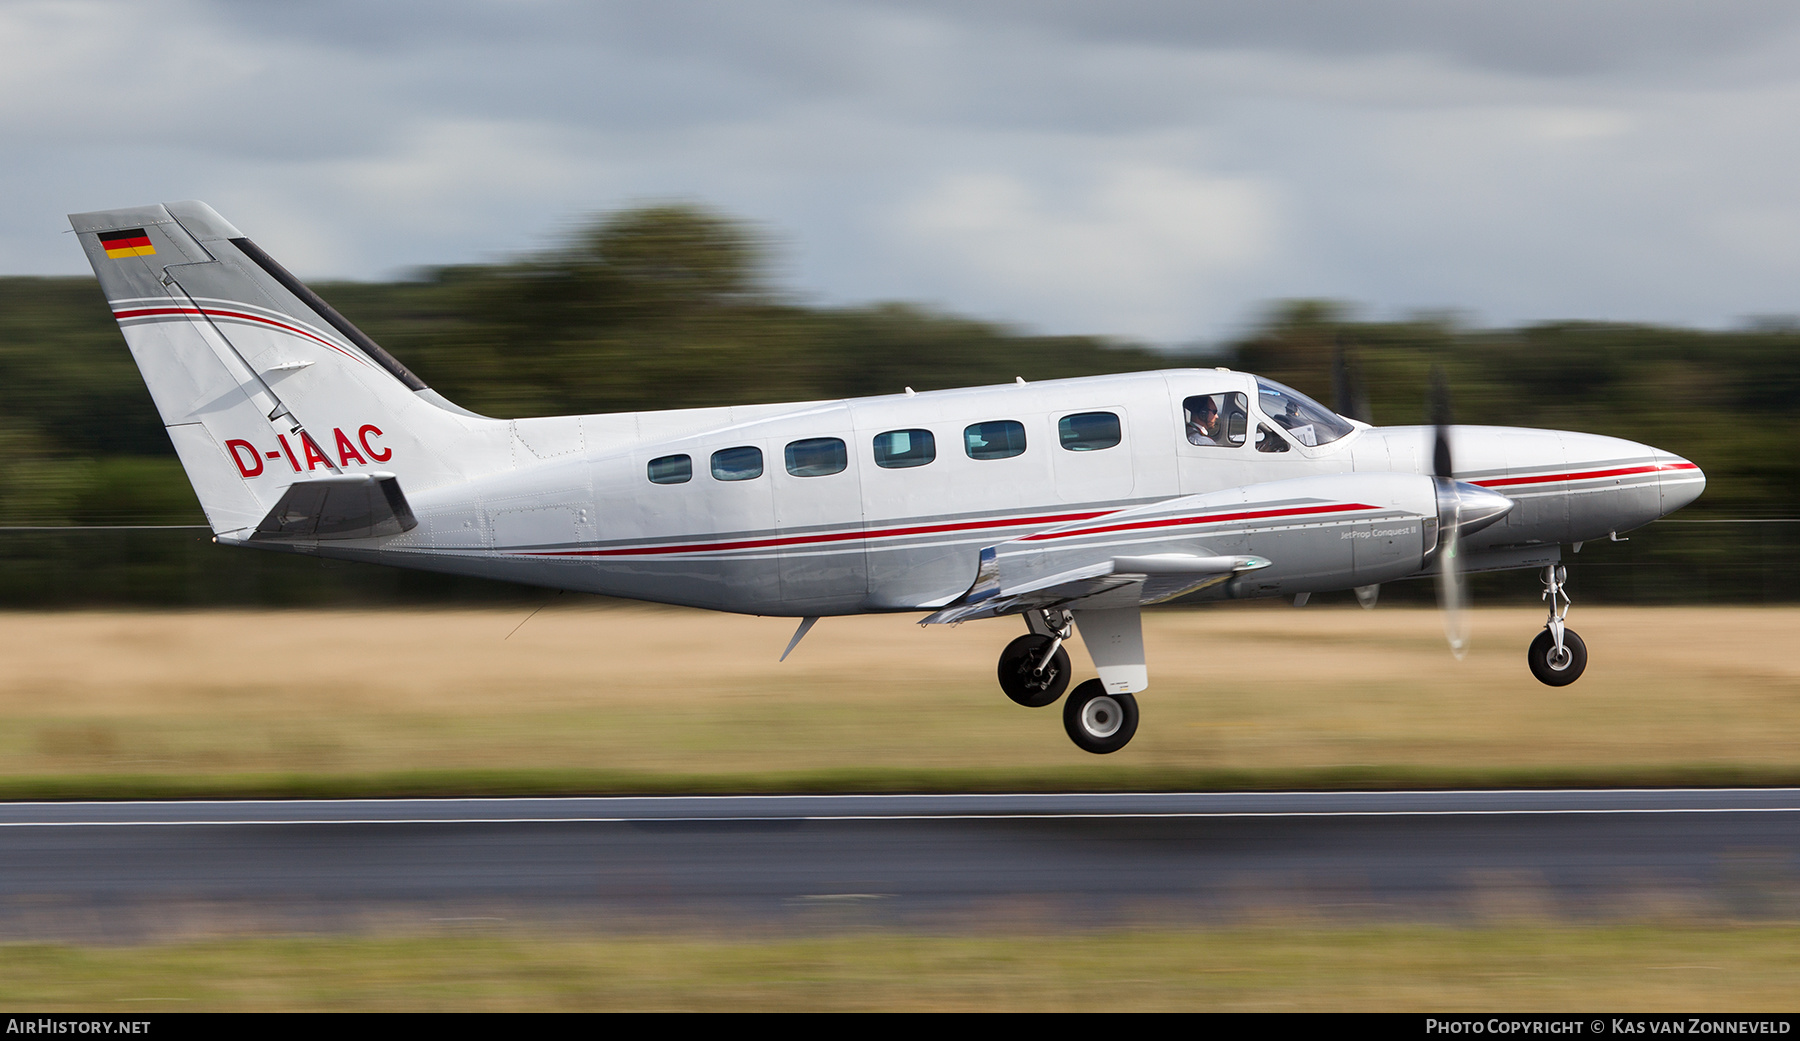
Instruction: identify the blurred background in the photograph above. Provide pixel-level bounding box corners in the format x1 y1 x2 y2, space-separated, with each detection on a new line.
0 215 1787 607
4 5 1800 1009
3 2 1798 608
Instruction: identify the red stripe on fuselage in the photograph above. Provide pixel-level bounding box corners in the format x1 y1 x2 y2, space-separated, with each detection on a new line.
515 501 1381 559
1470 461 1698 489
519 508 1117 558
518 463 1697 559
1019 501 1382 542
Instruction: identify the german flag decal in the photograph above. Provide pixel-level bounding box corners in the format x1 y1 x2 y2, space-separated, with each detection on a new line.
98 228 155 259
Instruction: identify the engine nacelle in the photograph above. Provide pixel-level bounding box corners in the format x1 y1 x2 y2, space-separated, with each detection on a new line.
981 472 1513 602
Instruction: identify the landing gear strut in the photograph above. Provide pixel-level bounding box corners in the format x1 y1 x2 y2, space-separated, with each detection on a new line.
996 608 1144 753
996 609 1073 708
1528 563 1587 686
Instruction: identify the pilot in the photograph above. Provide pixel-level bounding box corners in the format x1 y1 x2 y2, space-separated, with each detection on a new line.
1186 396 1221 445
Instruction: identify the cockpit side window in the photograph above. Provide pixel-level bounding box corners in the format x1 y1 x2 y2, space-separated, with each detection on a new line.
1256 423 1290 453
1254 378 1355 447
1182 393 1248 447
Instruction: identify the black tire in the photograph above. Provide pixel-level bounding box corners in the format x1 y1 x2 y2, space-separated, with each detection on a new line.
997 634 1071 707
1062 679 1139 754
1527 628 1588 687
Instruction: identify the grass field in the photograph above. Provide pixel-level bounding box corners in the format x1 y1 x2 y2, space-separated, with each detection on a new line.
1 602 1797 793
2 604 1796 1009
0 924 1796 1011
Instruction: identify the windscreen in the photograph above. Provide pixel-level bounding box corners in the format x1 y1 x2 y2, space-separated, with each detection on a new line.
1254 378 1356 447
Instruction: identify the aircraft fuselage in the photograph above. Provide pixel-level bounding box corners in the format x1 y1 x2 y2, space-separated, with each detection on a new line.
296 367 1701 617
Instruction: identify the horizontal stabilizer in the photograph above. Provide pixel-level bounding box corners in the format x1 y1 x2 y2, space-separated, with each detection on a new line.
921 553 1269 624
249 474 418 542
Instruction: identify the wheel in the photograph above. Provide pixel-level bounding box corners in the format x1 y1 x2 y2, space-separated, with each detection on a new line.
997 634 1072 707
1527 628 1588 686
1062 679 1139 754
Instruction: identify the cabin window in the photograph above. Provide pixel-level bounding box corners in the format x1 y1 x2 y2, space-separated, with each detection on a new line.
1182 393 1248 447
710 446 764 481
785 437 847 477
1254 377 1354 447
647 454 692 484
873 429 935 469
964 420 1027 460
1058 412 1121 452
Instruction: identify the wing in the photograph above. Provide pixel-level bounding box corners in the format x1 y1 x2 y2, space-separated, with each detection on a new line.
917 472 1447 626
920 549 1269 624
920 473 1445 696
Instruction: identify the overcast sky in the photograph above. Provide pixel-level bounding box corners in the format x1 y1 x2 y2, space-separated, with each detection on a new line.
7 0 1800 345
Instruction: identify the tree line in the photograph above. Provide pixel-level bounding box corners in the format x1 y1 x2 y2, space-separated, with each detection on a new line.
0 203 1789 602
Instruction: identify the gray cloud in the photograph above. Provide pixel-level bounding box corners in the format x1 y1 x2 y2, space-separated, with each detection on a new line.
6 0 1800 343
883 0 1800 77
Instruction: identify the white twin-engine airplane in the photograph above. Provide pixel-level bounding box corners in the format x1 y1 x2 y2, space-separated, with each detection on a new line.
72 201 1704 754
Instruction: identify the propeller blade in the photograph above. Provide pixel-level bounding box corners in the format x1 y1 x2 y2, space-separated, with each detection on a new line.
1332 337 1372 424
1437 497 1468 659
1429 365 1453 478
1427 366 1470 657
1332 339 1354 417
1432 481 1516 657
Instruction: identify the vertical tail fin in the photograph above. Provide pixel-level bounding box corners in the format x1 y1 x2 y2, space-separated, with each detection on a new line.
69 201 501 537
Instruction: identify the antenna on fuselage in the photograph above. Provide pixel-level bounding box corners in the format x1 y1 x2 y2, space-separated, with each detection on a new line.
779 617 820 662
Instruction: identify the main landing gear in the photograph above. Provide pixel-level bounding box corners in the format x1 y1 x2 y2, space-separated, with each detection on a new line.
1063 680 1139 755
997 611 1072 708
1528 563 1587 686
997 609 1140 754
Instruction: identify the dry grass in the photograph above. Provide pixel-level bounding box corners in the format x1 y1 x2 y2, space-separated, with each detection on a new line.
0 603 1796 787
3 606 1797 1010
1 924 1797 1011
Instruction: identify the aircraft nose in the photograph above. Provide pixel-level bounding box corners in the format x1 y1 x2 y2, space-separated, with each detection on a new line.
1656 451 1706 516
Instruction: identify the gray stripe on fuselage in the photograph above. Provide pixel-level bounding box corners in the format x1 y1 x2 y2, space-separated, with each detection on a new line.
474 497 1167 554
1471 456 1660 481
480 502 1407 558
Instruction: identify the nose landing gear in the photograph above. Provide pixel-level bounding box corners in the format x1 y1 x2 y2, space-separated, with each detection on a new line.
1529 563 1587 686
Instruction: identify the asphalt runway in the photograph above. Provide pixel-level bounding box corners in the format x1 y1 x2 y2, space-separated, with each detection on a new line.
0 790 1795 938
